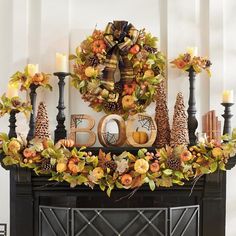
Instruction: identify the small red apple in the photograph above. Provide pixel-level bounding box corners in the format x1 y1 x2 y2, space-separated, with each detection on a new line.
129 44 140 55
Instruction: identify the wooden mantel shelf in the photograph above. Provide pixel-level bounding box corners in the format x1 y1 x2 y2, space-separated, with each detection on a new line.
1 148 236 236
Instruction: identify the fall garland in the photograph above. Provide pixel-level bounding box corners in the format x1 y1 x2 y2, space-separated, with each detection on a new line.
0 95 32 117
170 50 212 76
0 132 235 197
9 64 52 91
70 21 165 118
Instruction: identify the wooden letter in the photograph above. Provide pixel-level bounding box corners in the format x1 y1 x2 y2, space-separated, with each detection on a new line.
97 114 126 147
126 114 157 147
69 114 96 147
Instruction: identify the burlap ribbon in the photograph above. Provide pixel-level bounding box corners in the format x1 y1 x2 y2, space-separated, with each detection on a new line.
103 21 139 91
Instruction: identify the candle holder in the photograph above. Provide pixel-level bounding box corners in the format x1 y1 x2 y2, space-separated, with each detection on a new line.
221 103 234 135
54 72 70 143
187 66 198 146
8 110 19 138
27 84 39 142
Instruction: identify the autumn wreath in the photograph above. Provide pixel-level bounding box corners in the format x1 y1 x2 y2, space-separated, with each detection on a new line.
70 21 165 118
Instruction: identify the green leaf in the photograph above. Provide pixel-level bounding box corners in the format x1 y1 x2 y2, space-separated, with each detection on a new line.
76 175 88 185
106 185 114 197
149 180 155 191
2 142 8 154
163 169 173 176
127 53 133 60
210 162 218 173
200 166 211 174
78 80 86 90
50 158 57 166
99 183 105 191
115 181 124 189
232 128 236 140
77 160 85 172
69 54 77 60
0 133 9 142
172 179 184 185
219 161 226 171
174 171 184 179
137 149 147 158
3 156 18 166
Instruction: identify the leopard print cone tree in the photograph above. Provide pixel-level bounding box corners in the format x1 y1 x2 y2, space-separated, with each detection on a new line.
154 81 171 148
35 102 50 139
170 92 189 147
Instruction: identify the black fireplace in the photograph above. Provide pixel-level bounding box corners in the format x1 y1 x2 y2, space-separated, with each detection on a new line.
6 147 236 236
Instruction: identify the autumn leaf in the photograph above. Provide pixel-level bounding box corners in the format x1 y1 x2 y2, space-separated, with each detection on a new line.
131 175 142 189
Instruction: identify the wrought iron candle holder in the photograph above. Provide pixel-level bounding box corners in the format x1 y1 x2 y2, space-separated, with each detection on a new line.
221 103 234 135
187 66 198 146
8 110 19 138
54 72 70 143
27 84 39 141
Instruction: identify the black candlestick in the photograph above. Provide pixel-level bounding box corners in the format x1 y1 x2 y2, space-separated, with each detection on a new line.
187 67 198 146
54 72 70 143
8 110 19 138
221 103 234 135
27 84 39 142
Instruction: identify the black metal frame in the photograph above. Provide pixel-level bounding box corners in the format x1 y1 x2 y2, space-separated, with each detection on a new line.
39 205 199 236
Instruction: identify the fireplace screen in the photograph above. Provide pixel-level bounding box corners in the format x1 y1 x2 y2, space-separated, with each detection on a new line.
39 205 199 236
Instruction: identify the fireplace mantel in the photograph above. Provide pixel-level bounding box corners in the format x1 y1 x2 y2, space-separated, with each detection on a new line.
2 148 236 236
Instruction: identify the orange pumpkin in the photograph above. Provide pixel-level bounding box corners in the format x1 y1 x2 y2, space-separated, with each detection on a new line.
23 148 37 159
121 174 133 186
32 73 44 83
59 139 75 148
68 157 80 174
132 128 148 144
92 40 106 53
180 150 192 162
150 161 160 173
56 162 68 173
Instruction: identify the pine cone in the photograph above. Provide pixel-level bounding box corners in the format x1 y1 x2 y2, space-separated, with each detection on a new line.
166 156 181 170
41 159 55 171
87 55 99 67
205 60 212 67
144 45 157 54
114 82 123 94
183 53 191 63
104 161 117 171
104 101 118 112
152 65 160 75
11 99 21 108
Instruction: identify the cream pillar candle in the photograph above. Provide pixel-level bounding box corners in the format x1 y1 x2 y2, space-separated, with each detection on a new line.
55 53 68 72
222 90 234 103
27 64 39 77
186 47 198 56
6 84 18 98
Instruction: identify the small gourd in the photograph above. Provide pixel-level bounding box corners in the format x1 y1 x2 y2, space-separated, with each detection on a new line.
132 128 148 144
58 138 75 148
